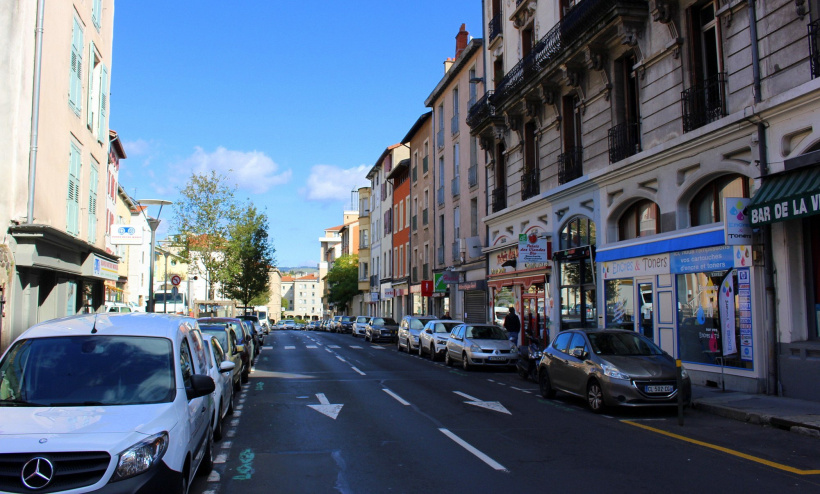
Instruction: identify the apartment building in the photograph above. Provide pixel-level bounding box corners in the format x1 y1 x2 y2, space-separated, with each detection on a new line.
1 1 118 348
469 0 820 399
426 25 488 323
357 187 373 316
387 157 411 320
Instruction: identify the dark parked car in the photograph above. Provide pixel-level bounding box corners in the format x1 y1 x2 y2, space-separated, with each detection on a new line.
199 317 253 383
537 328 692 413
339 315 355 334
365 317 399 342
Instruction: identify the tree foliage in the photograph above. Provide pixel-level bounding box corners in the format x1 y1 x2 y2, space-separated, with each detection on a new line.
171 171 238 299
221 204 276 309
326 255 359 312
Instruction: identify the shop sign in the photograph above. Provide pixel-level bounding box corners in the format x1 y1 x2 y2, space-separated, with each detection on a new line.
724 198 752 245
110 224 143 245
490 247 517 274
602 254 670 280
421 280 433 297
670 245 752 274
83 254 119 281
382 287 394 299
434 272 458 293
737 268 753 361
369 292 380 302
410 284 421 294
719 272 737 356
458 280 487 291
518 233 549 263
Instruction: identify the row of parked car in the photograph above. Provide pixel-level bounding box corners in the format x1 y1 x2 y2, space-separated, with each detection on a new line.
0 311 269 493
292 314 693 414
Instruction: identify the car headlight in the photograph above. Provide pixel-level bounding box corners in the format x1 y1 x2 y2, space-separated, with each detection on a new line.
510 346 519 354
680 366 689 379
469 344 481 353
601 362 630 380
111 432 169 482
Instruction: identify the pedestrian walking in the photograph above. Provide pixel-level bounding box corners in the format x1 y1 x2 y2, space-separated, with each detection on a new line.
442 311 451 319
503 307 520 344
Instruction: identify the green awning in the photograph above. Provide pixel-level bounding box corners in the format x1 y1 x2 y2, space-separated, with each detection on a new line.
749 167 820 225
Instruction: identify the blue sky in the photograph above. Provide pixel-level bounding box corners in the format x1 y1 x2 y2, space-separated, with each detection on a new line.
110 1 482 267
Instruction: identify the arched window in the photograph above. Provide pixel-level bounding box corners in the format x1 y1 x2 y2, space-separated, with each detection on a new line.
559 216 596 250
690 174 752 226
619 199 660 240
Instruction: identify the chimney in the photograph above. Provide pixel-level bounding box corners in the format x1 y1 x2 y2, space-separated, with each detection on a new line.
444 57 455 73
455 23 469 59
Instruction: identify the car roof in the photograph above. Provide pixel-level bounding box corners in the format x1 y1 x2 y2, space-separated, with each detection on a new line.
22 313 191 340
425 319 464 325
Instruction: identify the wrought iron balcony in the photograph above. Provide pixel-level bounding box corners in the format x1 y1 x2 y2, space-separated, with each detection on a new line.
437 128 445 149
810 19 820 79
422 208 428 226
489 13 502 42
492 187 507 213
467 91 495 130
468 165 478 187
423 155 429 174
451 113 460 135
558 147 583 184
437 187 445 205
521 167 540 201
451 176 460 196
437 245 445 265
681 73 726 133
608 122 641 163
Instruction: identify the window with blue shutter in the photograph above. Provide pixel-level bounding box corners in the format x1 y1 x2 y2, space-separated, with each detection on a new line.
87 42 96 129
69 17 83 115
97 64 108 143
67 143 81 235
88 159 99 242
92 0 102 30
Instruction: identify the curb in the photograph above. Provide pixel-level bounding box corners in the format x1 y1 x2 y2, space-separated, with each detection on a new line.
692 401 770 425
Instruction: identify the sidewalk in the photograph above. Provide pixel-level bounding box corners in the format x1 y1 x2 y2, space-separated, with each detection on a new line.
691 384 820 438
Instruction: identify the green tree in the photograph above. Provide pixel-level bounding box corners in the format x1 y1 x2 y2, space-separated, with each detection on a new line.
221 205 276 309
171 171 238 299
326 255 359 312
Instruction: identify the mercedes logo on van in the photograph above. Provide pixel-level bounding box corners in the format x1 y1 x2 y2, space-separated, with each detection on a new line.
21 457 54 490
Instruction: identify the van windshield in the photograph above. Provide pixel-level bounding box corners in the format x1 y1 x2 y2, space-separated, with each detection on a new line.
0 336 175 406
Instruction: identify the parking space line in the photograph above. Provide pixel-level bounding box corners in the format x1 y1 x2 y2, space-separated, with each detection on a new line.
439 428 508 472
351 366 366 376
623 420 820 475
383 388 411 406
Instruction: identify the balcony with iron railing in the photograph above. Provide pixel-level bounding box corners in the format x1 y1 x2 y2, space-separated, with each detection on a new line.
437 128 445 149
682 73 726 133
437 186 445 205
451 113 460 135
810 19 819 79
489 13 503 42
451 176 460 197
558 147 583 184
422 155 429 174
437 245 445 265
492 187 507 213
608 122 640 163
422 208 429 226
521 167 540 201
466 91 495 130
468 164 478 187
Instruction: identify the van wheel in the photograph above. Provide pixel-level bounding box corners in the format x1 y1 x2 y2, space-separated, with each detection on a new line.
213 406 223 441
198 427 214 475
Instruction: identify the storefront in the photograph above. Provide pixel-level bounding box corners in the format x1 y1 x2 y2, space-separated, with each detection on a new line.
596 227 763 392
380 283 393 319
748 150 820 400
552 216 596 332
457 279 487 324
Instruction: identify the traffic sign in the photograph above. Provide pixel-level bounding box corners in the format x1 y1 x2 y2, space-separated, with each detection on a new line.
171 274 181 286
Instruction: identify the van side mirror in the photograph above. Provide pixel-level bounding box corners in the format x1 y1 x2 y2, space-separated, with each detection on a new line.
186 374 215 400
219 361 236 373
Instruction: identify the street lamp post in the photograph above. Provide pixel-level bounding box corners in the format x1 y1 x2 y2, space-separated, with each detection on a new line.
137 199 172 313
163 250 170 313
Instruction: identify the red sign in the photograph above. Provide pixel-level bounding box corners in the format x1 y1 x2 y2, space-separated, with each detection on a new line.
421 280 433 297
171 275 181 286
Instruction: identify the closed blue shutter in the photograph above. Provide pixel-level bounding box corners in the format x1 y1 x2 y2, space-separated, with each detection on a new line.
69 18 83 115
67 143 81 235
97 64 108 142
88 162 98 242
92 0 102 30
87 42 95 129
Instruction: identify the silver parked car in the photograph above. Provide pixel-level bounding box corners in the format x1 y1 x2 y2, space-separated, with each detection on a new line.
397 315 437 354
352 316 370 337
537 328 692 413
418 320 463 361
445 323 518 370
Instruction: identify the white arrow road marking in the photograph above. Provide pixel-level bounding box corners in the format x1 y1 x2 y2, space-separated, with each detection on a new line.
382 388 410 406
308 393 344 419
453 391 511 414
439 428 508 472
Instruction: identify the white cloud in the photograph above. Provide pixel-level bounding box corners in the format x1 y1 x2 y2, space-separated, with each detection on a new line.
176 147 292 194
303 164 369 201
121 138 153 157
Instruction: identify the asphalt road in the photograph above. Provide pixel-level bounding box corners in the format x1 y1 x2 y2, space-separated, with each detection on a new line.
192 330 820 494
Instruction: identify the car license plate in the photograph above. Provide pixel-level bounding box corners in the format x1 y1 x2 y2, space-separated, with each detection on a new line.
645 385 673 393
489 356 506 361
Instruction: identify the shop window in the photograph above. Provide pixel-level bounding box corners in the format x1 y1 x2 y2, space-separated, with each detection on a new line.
676 269 753 369
618 199 660 240
806 215 820 340
558 216 597 330
690 174 751 226
492 287 516 326
605 279 634 330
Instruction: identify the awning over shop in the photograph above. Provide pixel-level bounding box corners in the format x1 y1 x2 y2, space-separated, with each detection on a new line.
749 166 820 225
487 273 545 291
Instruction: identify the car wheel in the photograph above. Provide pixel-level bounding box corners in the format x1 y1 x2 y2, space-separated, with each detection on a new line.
430 345 438 361
227 387 235 416
587 379 605 413
418 343 424 357
197 426 214 476
539 368 556 399
397 338 403 352
241 368 249 384
213 404 223 441
445 351 453 366
461 353 471 371
179 471 189 494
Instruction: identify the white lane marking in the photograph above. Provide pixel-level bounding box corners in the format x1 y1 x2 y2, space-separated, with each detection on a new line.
371 346 385 350
226 430 236 438
439 428 508 472
214 454 228 464
230 419 240 427
510 387 533 394
336 356 347 362
325 348 334 353
235 405 243 411
285 346 295 350
207 471 221 482
317 393 330 405
454 391 481 401
307 345 318 349
382 388 411 406
350 345 362 349
221 441 232 449
233 411 242 417
351 366 366 376
328 345 341 349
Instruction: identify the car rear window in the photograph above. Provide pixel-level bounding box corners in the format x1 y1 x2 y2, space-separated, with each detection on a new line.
0 336 175 406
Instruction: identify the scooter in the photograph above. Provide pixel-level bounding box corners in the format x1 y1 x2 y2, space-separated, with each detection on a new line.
516 332 545 382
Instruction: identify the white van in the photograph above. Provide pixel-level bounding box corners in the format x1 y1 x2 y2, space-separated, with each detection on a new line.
0 313 216 492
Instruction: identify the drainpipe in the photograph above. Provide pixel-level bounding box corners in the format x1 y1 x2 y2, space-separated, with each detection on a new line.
748 0 779 395
26 0 47 224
